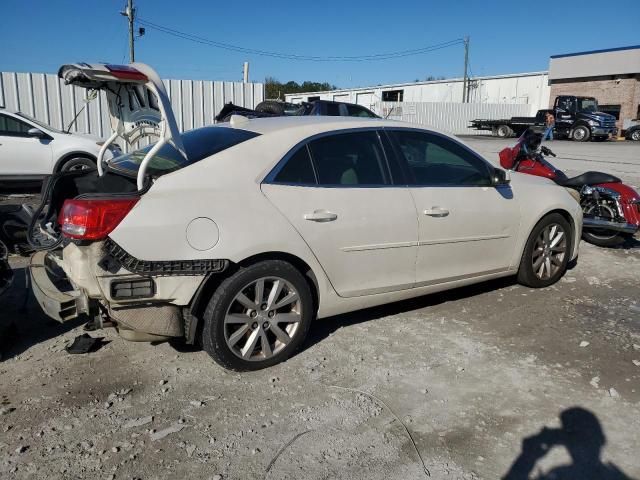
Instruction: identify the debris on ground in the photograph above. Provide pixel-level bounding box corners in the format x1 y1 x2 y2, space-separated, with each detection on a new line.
65 334 106 354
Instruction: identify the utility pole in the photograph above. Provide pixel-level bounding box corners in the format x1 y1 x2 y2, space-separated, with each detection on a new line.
121 0 136 63
462 36 470 103
243 62 249 83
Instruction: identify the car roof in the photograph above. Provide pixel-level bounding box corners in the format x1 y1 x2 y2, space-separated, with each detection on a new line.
227 115 451 138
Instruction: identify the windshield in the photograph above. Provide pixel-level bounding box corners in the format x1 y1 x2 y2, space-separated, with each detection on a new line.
15 112 65 134
108 126 260 176
578 98 598 112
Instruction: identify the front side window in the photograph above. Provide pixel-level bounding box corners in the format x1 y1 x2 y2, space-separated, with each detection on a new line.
391 130 492 186
308 131 389 186
0 114 32 136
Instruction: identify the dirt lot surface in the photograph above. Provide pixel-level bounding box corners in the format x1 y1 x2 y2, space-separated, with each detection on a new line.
1 139 639 479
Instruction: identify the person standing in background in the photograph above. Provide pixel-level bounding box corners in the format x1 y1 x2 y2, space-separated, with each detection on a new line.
544 111 555 140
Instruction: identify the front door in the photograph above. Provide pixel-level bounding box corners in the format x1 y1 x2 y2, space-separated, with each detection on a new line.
0 113 52 176
262 130 418 297
388 129 520 285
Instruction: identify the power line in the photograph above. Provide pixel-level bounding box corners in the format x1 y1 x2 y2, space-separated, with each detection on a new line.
136 17 464 62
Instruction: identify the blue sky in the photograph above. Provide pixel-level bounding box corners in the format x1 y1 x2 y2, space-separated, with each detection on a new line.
2 0 639 88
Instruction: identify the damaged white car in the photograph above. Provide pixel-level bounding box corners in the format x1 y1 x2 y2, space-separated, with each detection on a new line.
30 63 582 371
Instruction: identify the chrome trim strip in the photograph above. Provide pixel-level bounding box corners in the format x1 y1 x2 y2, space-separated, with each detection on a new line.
341 241 416 252
417 234 510 246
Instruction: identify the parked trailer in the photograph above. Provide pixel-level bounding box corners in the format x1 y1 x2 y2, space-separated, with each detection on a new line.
470 110 549 138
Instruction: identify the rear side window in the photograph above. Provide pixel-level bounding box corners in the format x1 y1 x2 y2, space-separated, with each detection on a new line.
308 131 389 186
324 103 341 116
346 104 377 118
109 126 260 176
273 146 316 184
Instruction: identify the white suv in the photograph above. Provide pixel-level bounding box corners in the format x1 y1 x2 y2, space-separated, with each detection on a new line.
29 63 582 371
0 109 119 184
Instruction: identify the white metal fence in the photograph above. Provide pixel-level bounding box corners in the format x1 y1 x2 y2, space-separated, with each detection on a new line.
0 71 264 138
375 102 531 135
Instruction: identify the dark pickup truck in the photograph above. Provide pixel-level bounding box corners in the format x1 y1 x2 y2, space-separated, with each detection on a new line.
470 95 618 141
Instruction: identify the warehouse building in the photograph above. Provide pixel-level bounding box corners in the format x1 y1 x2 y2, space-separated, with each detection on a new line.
285 72 550 116
549 45 640 131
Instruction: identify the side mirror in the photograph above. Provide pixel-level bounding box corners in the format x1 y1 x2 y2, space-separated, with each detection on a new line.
27 127 47 139
492 167 511 186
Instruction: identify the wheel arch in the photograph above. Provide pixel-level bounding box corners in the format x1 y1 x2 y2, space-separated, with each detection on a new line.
185 251 320 345
517 208 577 268
53 151 97 172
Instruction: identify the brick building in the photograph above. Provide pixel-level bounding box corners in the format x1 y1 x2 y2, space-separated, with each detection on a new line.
549 45 640 132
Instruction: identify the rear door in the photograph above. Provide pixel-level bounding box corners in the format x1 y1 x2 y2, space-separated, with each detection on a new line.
0 113 52 176
262 129 418 297
388 128 520 285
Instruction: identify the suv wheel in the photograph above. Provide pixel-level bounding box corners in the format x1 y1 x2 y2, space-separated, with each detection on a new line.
60 156 95 172
630 129 640 141
202 260 313 371
517 213 572 288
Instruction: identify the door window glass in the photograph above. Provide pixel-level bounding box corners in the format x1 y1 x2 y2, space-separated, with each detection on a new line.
346 104 377 118
273 146 316 185
0 114 32 136
391 130 492 186
324 103 341 116
308 131 389 186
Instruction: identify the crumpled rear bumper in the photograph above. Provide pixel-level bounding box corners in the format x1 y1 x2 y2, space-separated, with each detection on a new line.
29 250 91 322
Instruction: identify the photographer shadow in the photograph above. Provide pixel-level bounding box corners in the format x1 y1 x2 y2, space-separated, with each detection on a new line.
503 407 634 480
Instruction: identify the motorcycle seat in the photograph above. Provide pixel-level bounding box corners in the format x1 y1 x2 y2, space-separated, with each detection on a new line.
562 171 621 188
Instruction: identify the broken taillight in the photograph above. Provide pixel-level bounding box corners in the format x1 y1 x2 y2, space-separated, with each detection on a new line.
59 198 139 240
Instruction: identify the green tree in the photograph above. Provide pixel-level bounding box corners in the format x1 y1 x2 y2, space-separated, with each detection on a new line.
265 77 338 99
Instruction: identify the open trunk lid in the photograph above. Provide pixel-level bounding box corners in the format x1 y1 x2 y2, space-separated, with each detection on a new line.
58 63 185 188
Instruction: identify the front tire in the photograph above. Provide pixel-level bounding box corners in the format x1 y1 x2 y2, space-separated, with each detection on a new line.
629 130 640 141
202 260 313 371
572 126 591 142
517 213 572 288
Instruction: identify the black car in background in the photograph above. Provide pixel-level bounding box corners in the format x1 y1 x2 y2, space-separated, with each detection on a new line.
215 99 379 122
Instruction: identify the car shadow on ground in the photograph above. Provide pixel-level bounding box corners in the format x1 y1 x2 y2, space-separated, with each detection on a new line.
0 267 85 362
302 275 517 353
502 407 636 480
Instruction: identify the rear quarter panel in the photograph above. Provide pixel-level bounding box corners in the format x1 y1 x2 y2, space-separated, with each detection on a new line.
109 133 334 296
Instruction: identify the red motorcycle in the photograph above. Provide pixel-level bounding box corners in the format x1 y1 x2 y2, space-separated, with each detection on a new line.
499 130 640 247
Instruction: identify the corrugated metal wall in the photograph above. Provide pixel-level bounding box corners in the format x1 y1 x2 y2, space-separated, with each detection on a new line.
0 71 264 137
286 72 550 116
376 102 531 135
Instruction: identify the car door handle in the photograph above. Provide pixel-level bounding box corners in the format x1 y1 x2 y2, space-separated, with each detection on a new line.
304 210 338 222
424 207 449 217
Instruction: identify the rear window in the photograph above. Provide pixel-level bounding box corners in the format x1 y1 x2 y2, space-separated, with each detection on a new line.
108 126 260 176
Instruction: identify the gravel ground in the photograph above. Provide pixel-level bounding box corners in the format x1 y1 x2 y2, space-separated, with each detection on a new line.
1 139 639 479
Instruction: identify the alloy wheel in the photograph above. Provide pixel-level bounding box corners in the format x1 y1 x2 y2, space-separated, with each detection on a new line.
224 277 302 361
532 223 567 280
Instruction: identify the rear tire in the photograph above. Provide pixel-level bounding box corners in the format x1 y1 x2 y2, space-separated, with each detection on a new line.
60 156 95 172
496 125 513 138
255 100 285 115
517 213 572 288
201 260 313 371
572 126 591 142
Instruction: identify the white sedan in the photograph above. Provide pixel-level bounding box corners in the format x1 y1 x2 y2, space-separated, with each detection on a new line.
30 63 582 371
